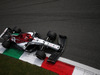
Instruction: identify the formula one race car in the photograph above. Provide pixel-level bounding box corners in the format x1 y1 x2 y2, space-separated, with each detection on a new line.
0 27 67 64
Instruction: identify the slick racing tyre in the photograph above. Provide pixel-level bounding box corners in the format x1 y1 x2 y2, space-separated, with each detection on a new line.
13 27 21 33
47 31 57 42
2 41 11 48
36 51 46 60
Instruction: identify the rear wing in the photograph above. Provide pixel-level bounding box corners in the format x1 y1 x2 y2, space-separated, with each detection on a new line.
0 28 12 39
0 28 9 39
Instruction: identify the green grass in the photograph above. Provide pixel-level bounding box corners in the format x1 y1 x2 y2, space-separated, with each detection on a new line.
0 54 58 75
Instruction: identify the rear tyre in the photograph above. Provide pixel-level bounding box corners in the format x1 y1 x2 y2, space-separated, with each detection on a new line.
36 51 46 60
13 27 21 33
2 41 11 48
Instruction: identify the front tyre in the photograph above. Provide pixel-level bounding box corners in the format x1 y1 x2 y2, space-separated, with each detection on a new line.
36 51 46 60
47 31 57 42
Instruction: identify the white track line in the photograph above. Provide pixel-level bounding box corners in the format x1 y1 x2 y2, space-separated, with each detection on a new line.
0 43 100 74
0 43 6 54
46 53 100 75
19 52 44 67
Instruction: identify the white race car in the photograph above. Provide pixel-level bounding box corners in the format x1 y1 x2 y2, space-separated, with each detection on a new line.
0 27 67 64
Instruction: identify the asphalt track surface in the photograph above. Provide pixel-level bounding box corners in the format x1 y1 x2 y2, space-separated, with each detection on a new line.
0 0 100 70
